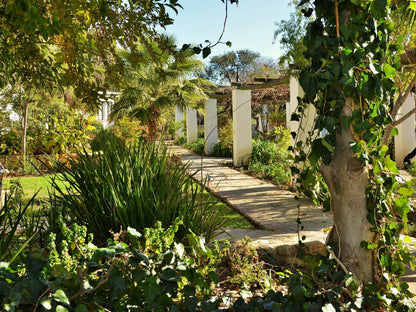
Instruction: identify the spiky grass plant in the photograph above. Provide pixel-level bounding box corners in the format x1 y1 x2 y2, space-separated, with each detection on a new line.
50 132 225 244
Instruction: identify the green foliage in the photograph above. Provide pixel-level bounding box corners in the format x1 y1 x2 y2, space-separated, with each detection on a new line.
0 181 40 263
188 138 206 156
407 161 416 177
0 0 183 100
0 129 20 156
0 220 224 311
175 136 187 146
249 127 292 186
34 108 95 155
291 0 416 294
211 141 233 158
232 252 415 311
109 115 144 144
274 1 311 71
218 118 233 152
50 132 226 244
111 38 211 139
205 49 262 84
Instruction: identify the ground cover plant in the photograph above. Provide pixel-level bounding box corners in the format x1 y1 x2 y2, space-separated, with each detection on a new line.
1 213 414 311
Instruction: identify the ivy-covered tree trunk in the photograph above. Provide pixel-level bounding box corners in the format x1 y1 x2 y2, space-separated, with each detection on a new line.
320 101 375 284
294 0 416 290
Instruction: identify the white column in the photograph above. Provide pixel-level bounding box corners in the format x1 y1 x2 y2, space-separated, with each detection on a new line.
175 106 184 138
232 89 252 167
186 107 198 144
289 77 317 148
102 102 108 120
395 93 415 167
204 99 218 155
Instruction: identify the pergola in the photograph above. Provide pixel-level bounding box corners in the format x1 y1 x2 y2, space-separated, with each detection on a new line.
176 77 415 168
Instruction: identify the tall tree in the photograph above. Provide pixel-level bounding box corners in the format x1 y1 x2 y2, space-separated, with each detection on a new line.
274 1 311 71
294 0 416 285
111 37 211 139
205 50 261 84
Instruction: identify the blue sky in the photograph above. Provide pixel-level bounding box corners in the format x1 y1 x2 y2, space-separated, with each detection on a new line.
164 0 296 61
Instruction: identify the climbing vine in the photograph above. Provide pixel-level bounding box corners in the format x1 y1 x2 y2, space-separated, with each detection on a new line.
291 0 416 292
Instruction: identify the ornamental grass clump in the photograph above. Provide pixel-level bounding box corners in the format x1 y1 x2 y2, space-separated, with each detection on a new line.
50 132 225 244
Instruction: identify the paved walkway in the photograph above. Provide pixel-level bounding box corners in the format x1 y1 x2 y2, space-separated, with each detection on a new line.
168 144 416 295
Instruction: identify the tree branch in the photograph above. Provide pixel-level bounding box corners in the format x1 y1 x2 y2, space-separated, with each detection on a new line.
69 264 114 302
382 74 416 145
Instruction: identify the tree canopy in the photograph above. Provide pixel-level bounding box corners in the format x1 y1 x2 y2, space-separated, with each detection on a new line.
111 37 211 139
0 0 183 102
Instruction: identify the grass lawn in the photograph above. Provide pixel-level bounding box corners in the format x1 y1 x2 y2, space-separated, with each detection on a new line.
3 175 68 202
2 175 254 229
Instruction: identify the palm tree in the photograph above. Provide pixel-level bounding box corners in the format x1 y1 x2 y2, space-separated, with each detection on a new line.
111 37 212 139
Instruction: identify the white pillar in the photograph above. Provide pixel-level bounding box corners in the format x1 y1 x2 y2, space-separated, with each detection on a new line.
186 107 198 144
204 99 218 155
232 89 252 166
102 102 108 120
175 106 184 138
395 93 415 167
288 77 317 148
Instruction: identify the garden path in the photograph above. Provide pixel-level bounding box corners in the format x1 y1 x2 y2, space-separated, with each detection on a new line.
168 143 416 298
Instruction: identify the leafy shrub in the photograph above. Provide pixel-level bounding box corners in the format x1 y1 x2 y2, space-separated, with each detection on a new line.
188 138 205 156
0 220 224 311
86 119 104 136
0 129 20 155
218 118 233 152
211 141 233 158
30 108 95 155
249 133 291 186
175 136 187 146
50 132 226 244
110 115 144 144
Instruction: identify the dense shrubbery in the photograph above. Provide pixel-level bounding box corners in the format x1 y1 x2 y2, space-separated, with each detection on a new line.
182 138 233 158
249 126 292 186
1 211 414 311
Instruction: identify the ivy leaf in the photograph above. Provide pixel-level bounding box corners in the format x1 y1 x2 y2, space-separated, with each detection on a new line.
208 271 219 284
383 64 396 78
385 155 399 173
202 47 211 59
398 186 413 197
175 242 185 258
299 71 318 101
390 127 398 137
40 299 52 310
53 289 70 305
56 306 68 312
409 1 416 11
160 268 181 282
322 303 336 312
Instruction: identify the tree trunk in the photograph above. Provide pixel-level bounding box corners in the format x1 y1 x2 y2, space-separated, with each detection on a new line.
21 101 29 164
320 99 376 284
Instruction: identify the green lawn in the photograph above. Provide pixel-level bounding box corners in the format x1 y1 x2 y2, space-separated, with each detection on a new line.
2 175 254 229
3 175 68 202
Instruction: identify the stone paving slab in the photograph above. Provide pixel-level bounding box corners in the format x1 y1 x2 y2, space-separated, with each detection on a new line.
168 144 331 237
